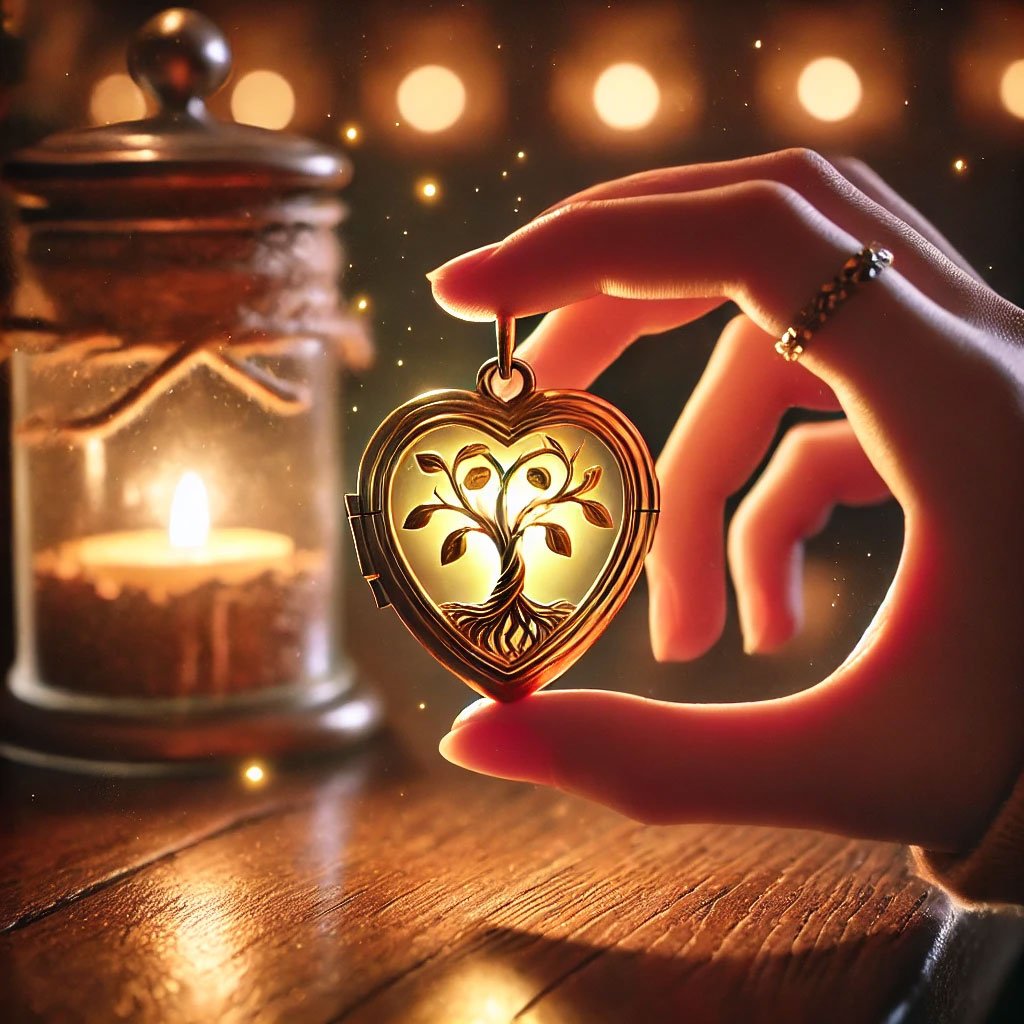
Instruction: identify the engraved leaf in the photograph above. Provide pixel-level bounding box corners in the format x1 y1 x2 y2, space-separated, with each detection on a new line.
463 466 492 490
403 504 438 530
441 528 472 565
415 452 446 474
526 466 551 489
577 466 602 494
542 522 572 557
455 443 489 464
579 499 614 528
544 434 566 457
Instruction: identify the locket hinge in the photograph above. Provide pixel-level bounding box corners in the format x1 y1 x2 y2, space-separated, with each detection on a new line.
345 494 392 609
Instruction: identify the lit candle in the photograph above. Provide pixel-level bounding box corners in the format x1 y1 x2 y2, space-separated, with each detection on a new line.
54 472 296 601
29 473 328 701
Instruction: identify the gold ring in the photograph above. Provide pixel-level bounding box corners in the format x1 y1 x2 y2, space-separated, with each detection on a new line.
775 244 894 362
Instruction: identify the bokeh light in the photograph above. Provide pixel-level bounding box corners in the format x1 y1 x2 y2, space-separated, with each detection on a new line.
593 62 661 130
89 73 146 125
797 57 863 122
1000 58 1024 119
241 761 266 786
953 157 968 174
396 65 466 133
342 123 361 143
230 70 295 130
417 178 440 201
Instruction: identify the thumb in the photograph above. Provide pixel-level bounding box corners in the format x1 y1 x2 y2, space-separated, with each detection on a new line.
440 688 856 831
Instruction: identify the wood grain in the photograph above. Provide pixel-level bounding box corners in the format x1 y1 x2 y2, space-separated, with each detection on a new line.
3 570 1022 1023
3 741 1021 1024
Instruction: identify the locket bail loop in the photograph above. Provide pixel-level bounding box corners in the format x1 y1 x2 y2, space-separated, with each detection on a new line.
476 356 535 403
496 315 516 380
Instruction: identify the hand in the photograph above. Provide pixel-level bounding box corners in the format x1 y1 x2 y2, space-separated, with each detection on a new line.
427 149 1024 854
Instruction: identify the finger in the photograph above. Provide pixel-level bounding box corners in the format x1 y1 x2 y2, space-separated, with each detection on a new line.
430 182 989 518
728 420 890 654
532 148 984 318
428 182 852 328
648 314 839 661
517 294 719 389
830 157 982 281
438 688 977 850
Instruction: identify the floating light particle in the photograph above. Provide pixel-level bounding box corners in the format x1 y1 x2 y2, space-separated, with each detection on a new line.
516 150 526 160
952 157 967 174
342 123 361 143
417 178 440 201
397 359 405 366
355 296 370 312
418 702 426 710
242 762 266 785
754 39 762 49
352 405 358 412
501 170 508 178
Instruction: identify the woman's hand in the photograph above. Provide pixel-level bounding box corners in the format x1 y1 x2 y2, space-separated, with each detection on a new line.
427 149 1024 855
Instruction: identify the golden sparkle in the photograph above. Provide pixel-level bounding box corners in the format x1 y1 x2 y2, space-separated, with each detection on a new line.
952 157 968 174
242 762 266 785
418 178 441 201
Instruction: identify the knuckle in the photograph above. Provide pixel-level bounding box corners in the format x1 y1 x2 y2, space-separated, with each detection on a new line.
735 179 817 235
778 423 823 464
778 146 834 183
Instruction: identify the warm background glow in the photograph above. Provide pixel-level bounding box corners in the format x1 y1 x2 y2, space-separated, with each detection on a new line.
592 62 661 130
1000 58 1024 119
230 69 295 129
396 64 466 133
797 56 862 122
89 72 146 124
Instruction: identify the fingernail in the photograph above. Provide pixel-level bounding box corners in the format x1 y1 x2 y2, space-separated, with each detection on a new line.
426 243 498 283
451 697 492 730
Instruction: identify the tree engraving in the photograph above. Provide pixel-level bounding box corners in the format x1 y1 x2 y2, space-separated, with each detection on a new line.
402 436 614 662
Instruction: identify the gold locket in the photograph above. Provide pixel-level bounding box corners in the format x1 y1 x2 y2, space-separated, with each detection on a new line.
347 317 659 701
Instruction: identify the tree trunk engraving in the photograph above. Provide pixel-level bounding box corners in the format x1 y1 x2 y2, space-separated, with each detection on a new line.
402 435 613 663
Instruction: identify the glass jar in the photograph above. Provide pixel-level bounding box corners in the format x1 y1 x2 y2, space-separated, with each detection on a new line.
0 9 379 766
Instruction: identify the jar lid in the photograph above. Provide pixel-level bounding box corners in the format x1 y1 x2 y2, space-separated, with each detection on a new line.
4 8 350 199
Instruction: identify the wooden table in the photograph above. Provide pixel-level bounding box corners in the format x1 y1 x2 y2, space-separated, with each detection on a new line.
3 585 1024 1023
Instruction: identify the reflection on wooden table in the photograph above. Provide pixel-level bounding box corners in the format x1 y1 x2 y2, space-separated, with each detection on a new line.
3 545 1023 1022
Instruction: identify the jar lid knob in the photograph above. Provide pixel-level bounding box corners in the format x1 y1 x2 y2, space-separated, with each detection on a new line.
127 7 231 114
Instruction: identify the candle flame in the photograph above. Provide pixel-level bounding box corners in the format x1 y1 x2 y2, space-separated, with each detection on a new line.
169 472 210 549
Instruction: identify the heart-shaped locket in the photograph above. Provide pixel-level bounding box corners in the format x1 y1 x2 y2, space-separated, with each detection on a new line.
348 329 658 702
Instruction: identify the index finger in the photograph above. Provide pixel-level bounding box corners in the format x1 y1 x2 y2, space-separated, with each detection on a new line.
429 182 850 332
